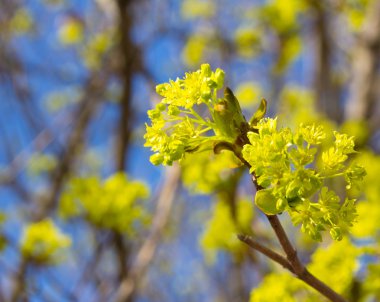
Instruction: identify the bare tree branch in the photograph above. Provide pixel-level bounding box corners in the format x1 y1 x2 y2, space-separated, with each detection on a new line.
265 215 347 302
345 0 380 125
237 234 294 272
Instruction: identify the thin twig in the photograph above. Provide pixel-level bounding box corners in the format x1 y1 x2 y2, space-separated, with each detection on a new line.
266 215 347 302
237 234 294 272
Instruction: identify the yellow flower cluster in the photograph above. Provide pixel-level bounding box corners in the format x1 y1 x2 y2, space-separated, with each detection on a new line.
20 219 71 264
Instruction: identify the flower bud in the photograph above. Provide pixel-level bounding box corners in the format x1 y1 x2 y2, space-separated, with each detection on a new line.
157 103 166 111
168 105 180 116
276 198 287 211
201 87 212 100
201 63 212 77
150 153 163 165
156 83 169 96
214 68 225 89
330 227 342 241
147 109 161 120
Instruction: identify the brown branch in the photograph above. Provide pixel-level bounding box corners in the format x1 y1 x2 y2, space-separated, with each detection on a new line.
265 215 347 302
237 234 294 272
240 215 347 301
308 0 341 121
114 0 138 170
9 258 27 302
111 0 141 292
345 0 380 126
265 215 304 274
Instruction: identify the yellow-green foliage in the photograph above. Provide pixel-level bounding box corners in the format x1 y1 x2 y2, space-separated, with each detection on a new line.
182 33 209 67
201 198 253 262
258 0 305 71
351 151 380 239
250 239 359 301
81 31 113 69
340 120 369 148
44 87 81 113
234 27 262 58
308 238 359 295
363 262 380 300
276 86 337 150
250 273 305 302
181 151 241 194
58 17 84 45
146 65 366 242
234 82 262 109
260 0 305 33
145 64 244 166
274 35 301 73
181 0 216 19
277 87 322 127
242 118 366 241
27 153 57 176
340 0 370 31
9 8 33 35
60 172 150 234
20 219 71 265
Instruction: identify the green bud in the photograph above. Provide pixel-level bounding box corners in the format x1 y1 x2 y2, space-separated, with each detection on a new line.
201 63 212 77
330 227 342 241
214 88 246 141
156 83 169 96
147 109 161 120
255 189 282 215
310 229 322 242
168 105 180 116
201 87 212 100
214 68 225 89
276 198 287 211
345 164 366 189
213 100 234 138
249 99 267 126
206 77 217 88
157 103 166 111
293 132 304 147
150 153 163 165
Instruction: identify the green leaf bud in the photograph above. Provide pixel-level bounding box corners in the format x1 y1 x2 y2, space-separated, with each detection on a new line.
156 83 170 96
276 198 287 212
201 86 212 100
168 105 180 116
330 227 342 241
206 77 217 88
214 68 225 89
157 103 166 111
334 131 355 154
150 153 164 165
201 63 212 77
255 189 282 215
147 109 161 120
249 99 267 126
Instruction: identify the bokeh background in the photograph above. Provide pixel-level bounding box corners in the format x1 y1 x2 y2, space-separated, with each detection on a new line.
0 0 379 301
